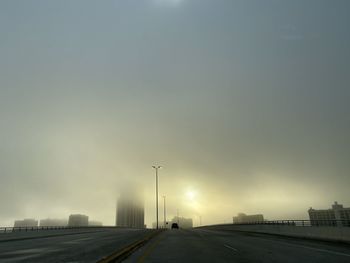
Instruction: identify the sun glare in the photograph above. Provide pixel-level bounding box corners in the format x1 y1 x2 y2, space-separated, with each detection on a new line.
186 191 196 201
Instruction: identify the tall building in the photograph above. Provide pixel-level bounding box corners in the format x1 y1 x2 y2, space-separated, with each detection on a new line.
116 190 144 228
308 201 350 226
14 219 38 228
68 214 89 227
233 213 264 224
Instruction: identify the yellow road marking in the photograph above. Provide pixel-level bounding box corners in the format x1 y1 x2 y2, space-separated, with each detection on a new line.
97 230 162 263
137 232 165 263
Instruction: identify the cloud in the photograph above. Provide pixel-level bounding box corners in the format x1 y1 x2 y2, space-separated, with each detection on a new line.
152 0 184 7
280 35 304 41
279 24 304 41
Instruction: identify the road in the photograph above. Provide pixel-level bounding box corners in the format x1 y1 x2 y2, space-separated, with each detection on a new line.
124 228 350 263
0 228 152 263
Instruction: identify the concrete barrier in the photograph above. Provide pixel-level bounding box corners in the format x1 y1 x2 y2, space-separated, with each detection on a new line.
0 227 124 242
199 224 350 243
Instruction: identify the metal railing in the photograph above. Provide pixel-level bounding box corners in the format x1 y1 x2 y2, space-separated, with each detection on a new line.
230 220 350 227
0 226 121 234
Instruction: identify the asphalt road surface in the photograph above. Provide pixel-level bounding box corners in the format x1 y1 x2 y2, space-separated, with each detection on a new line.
124 228 350 263
0 228 152 263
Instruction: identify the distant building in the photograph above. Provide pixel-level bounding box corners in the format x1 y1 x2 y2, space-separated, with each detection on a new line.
68 214 89 227
152 221 169 229
14 219 38 228
39 218 67 227
116 190 144 228
308 201 350 227
233 213 264 224
169 216 193 229
89 220 103 226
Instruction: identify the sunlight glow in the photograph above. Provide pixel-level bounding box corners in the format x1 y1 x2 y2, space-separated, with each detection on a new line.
186 191 196 201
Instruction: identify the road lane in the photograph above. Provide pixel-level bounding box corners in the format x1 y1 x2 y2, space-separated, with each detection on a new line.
0 228 109 243
124 228 350 263
0 228 153 263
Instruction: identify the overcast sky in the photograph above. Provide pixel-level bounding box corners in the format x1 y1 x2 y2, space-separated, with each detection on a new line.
1 0 349 227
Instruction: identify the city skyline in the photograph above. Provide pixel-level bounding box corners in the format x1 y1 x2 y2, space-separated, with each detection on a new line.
1 0 350 228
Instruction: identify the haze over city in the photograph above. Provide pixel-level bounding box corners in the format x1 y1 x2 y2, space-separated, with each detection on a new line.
1 0 350 229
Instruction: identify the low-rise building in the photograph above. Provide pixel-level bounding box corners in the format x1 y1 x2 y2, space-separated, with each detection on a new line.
89 220 103 226
152 216 193 229
171 216 193 229
68 214 89 227
152 221 168 229
233 213 264 224
308 201 350 226
14 219 38 228
39 218 67 227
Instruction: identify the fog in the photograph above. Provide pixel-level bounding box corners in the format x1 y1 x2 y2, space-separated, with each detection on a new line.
1 0 350 227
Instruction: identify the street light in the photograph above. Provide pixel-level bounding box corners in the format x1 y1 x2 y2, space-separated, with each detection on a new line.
152 165 161 229
177 209 179 224
163 195 166 228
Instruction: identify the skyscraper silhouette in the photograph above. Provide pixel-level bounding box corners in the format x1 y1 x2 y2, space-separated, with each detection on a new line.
116 189 144 228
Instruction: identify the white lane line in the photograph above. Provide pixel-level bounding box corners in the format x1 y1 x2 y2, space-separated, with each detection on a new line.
62 237 93 244
224 244 238 252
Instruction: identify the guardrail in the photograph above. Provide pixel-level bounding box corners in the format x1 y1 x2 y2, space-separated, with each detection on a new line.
0 226 122 234
231 220 350 227
199 220 350 243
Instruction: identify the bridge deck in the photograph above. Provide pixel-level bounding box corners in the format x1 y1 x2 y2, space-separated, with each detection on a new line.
125 228 350 263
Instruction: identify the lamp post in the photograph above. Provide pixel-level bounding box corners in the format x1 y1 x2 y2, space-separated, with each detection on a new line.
177 209 179 224
163 195 166 228
152 165 161 229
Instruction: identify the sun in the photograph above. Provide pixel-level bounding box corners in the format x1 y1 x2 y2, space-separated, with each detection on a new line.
186 191 196 201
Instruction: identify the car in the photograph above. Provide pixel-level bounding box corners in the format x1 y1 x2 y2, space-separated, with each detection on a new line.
171 223 179 229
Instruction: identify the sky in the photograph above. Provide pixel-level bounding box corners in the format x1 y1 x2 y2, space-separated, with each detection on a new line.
0 0 350 227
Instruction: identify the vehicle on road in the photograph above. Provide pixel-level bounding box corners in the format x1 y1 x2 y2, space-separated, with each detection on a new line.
171 223 179 229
